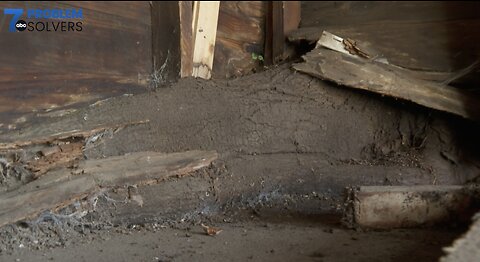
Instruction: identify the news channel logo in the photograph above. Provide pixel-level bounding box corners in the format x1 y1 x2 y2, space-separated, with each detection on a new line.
3 8 83 32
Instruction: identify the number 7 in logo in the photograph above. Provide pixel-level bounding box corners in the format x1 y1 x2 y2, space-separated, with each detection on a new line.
3 9 23 32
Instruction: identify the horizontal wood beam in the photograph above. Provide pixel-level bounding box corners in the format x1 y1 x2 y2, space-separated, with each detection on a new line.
0 150 218 228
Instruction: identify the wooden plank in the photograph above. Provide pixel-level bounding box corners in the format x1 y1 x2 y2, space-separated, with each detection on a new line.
271 1 284 64
344 186 475 229
151 1 181 85
294 48 480 121
283 2 300 36
192 1 200 41
80 150 218 187
300 2 480 29
0 120 149 150
0 1 152 130
28 142 84 178
264 1 284 65
291 29 478 84
0 150 218 228
191 1 220 79
292 2 480 78
0 173 97 229
213 1 265 78
264 1 273 65
288 21 480 74
179 1 194 77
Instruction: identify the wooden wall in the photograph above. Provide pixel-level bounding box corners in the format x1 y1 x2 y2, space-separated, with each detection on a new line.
151 2 181 85
0 1 293 130
0 1 152 129
213 1 266 78
299 2 480 81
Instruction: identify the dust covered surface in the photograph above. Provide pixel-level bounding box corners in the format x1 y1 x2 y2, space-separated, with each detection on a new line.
1 64 480 259
0 214 465 262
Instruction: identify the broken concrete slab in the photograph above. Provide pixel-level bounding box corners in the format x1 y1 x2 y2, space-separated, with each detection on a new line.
344 185 477 229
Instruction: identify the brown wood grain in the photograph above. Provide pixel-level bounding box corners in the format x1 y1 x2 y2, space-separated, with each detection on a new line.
80 150 218 186
213 1 265 78
264 1 273 65
271 1 284 64
151 1 181 84
28 142 84 178
0 1 152 129
0 150 218 227
179 1 193 77
294 48 480 121
0 172 97 228
0 119 149 149
283 1 300 35
191 1 220 79
295 2 480 75
264 1 285 65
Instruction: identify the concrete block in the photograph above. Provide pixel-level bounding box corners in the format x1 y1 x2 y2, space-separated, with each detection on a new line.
344 185 475 229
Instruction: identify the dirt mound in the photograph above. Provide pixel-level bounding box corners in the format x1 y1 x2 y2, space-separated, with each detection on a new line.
1 64 480 255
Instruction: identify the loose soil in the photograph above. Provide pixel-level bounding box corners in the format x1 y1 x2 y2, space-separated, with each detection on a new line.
1 64 479 261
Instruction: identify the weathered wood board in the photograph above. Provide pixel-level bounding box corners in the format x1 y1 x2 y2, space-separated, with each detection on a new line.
0 150 218 228
294 48 480 121
186 1 297 78
264 1 284 65
77 150 218 187
283 1 300 36
191 1 220 79
179 1 194 78
0 120 149 191
213 1 266 78
0 120 149 150
0 1 152 130
27 141 84 178
293 2 480 82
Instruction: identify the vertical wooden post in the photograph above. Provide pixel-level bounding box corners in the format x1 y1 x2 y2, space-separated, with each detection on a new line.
264 1 285 65
179 1 193 78
271 1 284 64
191 1 220 79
